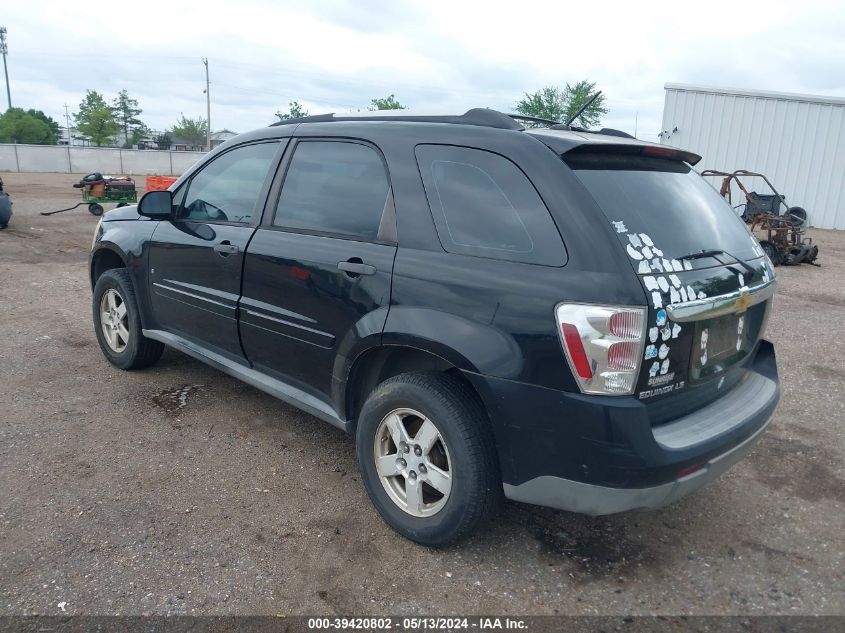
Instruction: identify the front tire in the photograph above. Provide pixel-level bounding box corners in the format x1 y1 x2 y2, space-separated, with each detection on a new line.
92 268 164 370
356 372 501 547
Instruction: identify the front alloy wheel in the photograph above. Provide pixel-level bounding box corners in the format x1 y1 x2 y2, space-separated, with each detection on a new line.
374 408 452 517
99 288 129 353
92 268 164 370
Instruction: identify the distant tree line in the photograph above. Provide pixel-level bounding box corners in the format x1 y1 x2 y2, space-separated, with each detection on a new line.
0 89 211 149
73 89 160 148
0 108 61 144
1 80 608 148
274 94 407 122
275 83 608 129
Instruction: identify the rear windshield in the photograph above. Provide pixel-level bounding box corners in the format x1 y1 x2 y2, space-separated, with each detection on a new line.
566 154 758 265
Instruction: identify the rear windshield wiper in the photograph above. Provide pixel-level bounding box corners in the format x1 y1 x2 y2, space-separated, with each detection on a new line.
678 249 757 277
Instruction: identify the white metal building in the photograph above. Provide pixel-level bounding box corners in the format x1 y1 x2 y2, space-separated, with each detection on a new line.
660 83 845 230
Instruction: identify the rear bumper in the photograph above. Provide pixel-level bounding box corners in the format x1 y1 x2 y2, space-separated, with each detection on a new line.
465 339 779 515
502 417 768 515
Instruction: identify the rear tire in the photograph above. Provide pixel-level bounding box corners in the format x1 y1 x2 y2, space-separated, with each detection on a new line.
355 371 501 547
88 203 104 216
92 268 164 370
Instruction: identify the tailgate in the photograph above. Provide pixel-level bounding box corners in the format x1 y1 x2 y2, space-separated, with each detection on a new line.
562 148 777 415
632 251 775 407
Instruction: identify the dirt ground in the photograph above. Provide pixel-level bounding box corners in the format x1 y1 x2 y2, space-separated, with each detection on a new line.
0 172 842 617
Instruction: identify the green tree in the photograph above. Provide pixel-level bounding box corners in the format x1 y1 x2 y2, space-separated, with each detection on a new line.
170 115 208 148
515 80 608 128
26 109 61 140
128 124 150 147
0 107 58 144
368 94 405 110
275 101 309 121
112 89 145 147
75 90 119 146
154 132 172 149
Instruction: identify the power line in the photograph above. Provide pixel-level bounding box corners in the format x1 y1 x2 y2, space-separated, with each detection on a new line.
211 58 518 99
21 50 519 101
212 81 358 110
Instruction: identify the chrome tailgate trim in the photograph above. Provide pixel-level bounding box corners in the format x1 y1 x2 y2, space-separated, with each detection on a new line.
666 279 777 322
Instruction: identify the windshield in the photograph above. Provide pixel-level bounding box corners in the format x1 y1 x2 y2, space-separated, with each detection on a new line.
566 154 759 265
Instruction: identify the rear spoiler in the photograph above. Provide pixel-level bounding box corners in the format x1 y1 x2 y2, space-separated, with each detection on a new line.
563 143 702 166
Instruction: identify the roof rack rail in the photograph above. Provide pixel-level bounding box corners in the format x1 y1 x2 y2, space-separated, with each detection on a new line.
267 108 638 140
269 108 524 130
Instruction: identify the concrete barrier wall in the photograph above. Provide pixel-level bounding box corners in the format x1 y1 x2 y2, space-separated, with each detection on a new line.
121 149 172 175
69 148 123 174
171 152 203 174
0 144 17 170
0 144 206 176
18 145 71 173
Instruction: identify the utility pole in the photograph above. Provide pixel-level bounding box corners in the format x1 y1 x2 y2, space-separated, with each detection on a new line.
0 27 11 110
63 103 72 145
202 57 211 151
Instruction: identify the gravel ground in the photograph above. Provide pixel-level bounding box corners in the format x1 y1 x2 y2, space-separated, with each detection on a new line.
0 172 842 616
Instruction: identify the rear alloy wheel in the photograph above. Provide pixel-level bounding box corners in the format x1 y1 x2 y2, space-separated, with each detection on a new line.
356 372 501 547
373 408 453 517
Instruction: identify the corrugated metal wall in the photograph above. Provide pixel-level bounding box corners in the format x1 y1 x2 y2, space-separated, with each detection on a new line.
660 84 845 230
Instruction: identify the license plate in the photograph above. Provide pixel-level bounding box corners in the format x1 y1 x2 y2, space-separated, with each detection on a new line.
692 313 749 379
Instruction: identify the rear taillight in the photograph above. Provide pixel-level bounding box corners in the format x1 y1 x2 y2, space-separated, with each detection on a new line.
556 304 646 395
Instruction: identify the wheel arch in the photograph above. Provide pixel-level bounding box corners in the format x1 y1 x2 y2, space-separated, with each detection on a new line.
343 343 484 427
89 243 128 290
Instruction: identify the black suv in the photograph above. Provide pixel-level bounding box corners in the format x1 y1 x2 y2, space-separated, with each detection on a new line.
89 109 779 546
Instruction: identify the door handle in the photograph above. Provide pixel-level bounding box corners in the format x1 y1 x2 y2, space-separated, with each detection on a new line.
338 259 376 277
213 241 240 257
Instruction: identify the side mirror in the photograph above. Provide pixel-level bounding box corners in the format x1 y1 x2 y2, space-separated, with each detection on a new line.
138 190 174 218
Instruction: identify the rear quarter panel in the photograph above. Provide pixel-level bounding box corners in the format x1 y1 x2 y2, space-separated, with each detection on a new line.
374 124 647 390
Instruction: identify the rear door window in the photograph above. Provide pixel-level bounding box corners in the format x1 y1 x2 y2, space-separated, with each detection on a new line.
273 140 391 241
415 145 565 265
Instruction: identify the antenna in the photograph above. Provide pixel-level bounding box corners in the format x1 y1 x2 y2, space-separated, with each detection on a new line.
0 27 10 110
566 90 602 127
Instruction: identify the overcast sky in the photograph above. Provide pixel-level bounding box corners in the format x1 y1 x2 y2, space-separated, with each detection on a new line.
4 0 844 140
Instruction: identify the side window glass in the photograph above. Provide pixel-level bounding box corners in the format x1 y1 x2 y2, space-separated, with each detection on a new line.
179 142 279 224
274 141 390 241
415 145 565 265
